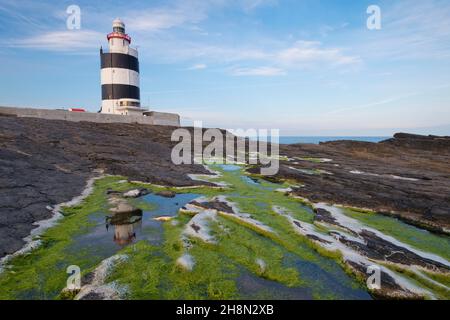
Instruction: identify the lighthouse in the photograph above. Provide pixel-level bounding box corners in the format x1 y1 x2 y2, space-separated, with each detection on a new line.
100 19 143 115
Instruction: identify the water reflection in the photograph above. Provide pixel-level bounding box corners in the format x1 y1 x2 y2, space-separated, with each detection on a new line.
106 212 143 246
69 192 201 259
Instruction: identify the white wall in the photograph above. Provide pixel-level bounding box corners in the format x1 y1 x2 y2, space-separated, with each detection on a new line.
0 106 180 127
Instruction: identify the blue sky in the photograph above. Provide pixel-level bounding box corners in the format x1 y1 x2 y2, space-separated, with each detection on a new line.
1 0 450 135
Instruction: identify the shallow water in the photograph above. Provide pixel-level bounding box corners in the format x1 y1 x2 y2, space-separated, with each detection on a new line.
205 164 370 299
2 164 449 300
69 193 200 260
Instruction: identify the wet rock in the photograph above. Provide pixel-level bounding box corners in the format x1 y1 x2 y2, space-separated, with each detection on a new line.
81 271 95 286
190 223 201 233
339 230 450 273
306 234 332 244
123 188 150 198
346 260 421 300
156 190 176 198
314 208 338 225
293 220 303 229
78 291 110 300
74 254 128 300
106 189 121 195
190 200 235 214
313 208 359 236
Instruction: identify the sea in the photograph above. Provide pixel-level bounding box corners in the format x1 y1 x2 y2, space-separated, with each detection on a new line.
277 136 390 145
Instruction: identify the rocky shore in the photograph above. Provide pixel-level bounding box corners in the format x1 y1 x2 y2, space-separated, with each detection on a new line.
0 116 208 258
250 133 450 234
1 114 449 262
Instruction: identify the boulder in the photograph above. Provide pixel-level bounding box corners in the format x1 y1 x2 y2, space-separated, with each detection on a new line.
123 188 150 198
156 190 176 198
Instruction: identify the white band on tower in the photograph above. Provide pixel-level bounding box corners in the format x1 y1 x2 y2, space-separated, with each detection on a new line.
100 18 142 115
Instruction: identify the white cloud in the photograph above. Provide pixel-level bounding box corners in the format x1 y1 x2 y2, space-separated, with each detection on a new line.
353 0 450 60
230 66 286 76
10 30 103 51
277 41 361 67
188 63 207 70
138 38 359 73
126 6 206 32
5 0 360 74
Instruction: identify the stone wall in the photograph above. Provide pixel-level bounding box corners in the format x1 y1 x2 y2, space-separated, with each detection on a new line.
0 106 180 126
144 111 181 126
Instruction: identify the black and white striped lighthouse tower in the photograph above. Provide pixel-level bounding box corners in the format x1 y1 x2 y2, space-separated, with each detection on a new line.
100 19 143 115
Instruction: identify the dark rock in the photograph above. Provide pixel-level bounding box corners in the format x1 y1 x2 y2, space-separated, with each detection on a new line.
77 291 107 300
190 200 235 214
156 190 176 198
306 234 332 244
346 260 419 299
314 208 338 225
190 223 201 233
106 189 121 195
314 208 359 236
81 272 95 286
339 230 449 273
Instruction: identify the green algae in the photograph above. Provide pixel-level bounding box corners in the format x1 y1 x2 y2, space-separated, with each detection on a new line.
1 163 448 300
0 176 161 299
0 165 367 300
107 239 239 299
0 176 118 299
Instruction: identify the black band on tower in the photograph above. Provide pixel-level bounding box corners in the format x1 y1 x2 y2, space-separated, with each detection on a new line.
100 53 139 72
102 84 140 100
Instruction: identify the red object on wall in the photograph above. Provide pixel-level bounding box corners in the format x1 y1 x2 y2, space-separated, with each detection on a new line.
68 108 86 112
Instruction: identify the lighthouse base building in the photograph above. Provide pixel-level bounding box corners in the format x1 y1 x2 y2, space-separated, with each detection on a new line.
100 19 145 116
0 18 180 126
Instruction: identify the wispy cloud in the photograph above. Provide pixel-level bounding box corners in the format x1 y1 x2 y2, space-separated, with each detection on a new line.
126 2 208 32
327 83 450 115
230 66 286 76
10 30 103 51
137 38 360 74
277 41 361 67
188 63 207 70
126 0 277 32
353 0 450 61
